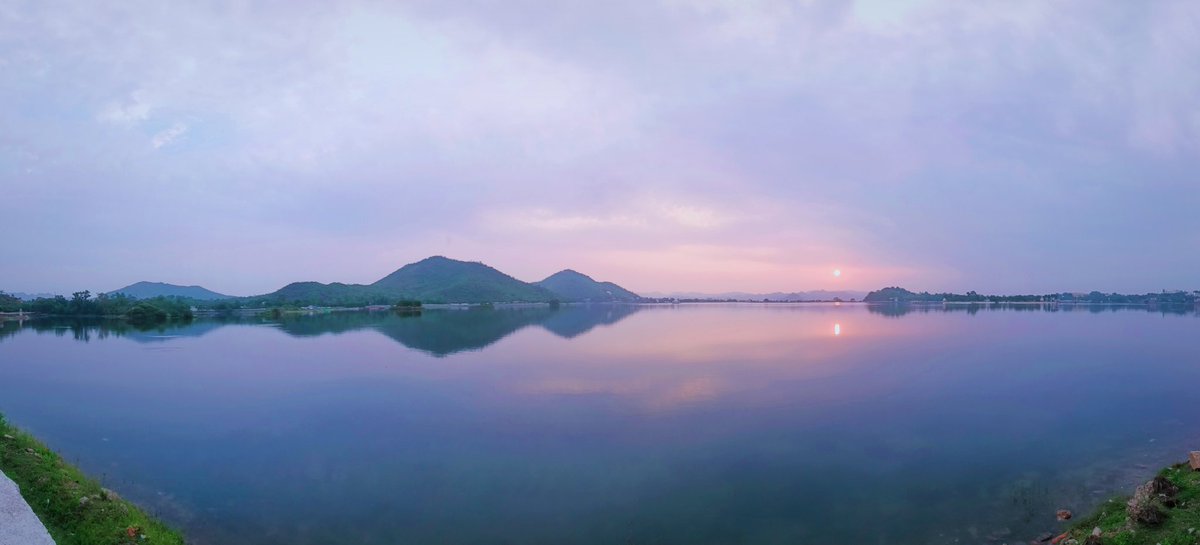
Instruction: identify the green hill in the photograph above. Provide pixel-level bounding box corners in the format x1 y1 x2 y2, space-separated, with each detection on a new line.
862 286 922 303
535 269 640 302
253 257 631 305
263 282 394 306
110 281 231 300
370 256 557 303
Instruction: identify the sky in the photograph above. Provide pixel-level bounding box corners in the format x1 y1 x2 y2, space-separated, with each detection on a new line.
2 0 1199 296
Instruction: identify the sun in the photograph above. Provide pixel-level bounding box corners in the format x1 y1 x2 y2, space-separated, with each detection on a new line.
832 269 842 277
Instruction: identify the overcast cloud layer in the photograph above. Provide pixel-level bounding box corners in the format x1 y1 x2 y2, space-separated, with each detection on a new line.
2 0 1198 295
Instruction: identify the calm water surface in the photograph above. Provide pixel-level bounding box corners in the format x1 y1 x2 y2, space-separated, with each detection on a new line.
1 304 1198 544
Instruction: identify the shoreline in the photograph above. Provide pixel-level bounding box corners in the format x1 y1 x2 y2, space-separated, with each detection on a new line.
0 415 184 545
1044 456 1199 545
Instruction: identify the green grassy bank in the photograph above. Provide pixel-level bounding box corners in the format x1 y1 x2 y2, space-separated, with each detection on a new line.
0 414 184 545
1063 462 1199 545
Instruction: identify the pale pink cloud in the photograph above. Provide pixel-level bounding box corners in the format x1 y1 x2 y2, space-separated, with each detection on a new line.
2 0 1199 294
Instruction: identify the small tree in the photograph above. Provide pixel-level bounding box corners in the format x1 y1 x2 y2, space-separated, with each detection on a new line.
126 303 168 324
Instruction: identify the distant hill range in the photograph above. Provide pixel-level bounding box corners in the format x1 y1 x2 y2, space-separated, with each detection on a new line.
110 281 232 301
863 286 1200 305
535 269 639 302
256 256 640 305
642 290 867 302
8 292 59 301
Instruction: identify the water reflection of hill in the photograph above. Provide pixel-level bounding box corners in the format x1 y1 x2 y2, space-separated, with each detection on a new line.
5 306 634 355
0 318 229 344
369 304 643 355
2 305 644 355
275 305 644 356
365 304 643 355
538 304 642 338
372 308 554 356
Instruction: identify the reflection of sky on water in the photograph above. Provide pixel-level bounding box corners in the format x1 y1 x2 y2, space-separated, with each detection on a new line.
1 304 1198 545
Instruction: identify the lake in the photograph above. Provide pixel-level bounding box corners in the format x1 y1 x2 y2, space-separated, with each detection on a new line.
1 304 1198 544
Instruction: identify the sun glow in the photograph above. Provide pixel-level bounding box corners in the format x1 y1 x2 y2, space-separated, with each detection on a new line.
833 269 842 277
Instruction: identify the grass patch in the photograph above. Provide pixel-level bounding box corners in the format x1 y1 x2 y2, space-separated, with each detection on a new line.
1066 462 1200 545
0 414 185 545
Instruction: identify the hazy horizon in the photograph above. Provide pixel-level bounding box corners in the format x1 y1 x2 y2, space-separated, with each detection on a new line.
4 252 1194 300
4 1 1199 295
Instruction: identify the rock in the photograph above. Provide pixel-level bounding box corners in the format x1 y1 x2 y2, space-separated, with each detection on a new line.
1056 509 1073 521
1091 527 1102 537
1050 531 1070 544
78 496 89 506
2 434 14 440
1127 475 1180 526
101 488 120 502
1189 451 1200 471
